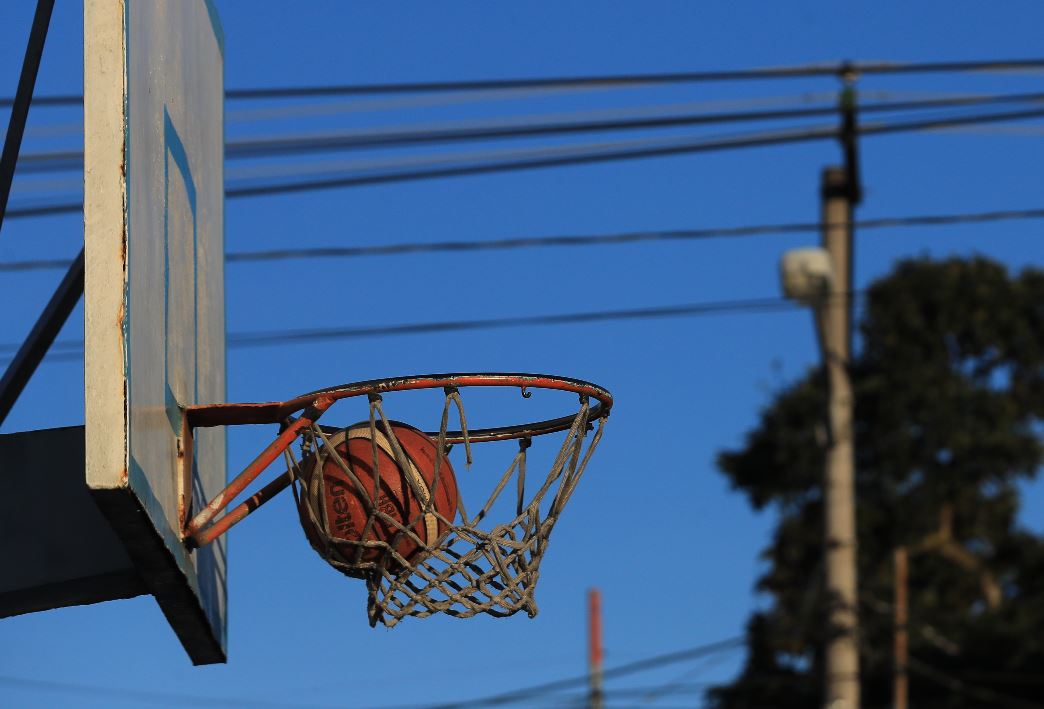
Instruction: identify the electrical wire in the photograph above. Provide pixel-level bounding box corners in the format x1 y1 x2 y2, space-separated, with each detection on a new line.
925 124 1044 136
422 637 745 709
5 103 1044 219
957 671 1044 686
0 640 741 709
907 657 1044 708
3 206 1042 275
6 57 1044 108
5 84 635 144
0 674 338 709
221 124 823 197
1 201 80 219
640 649 738 705
14 90 972 145
543 683 717 698
0 296 807 367
224 83 620 122
16 95 846 173
204 91 1044 158
15 91 1044 174
231 298 800 348
136 207 1044 261
10 92 841 150
151 90 1044 159
0 122 837 217
170 104 1044 198
222 123 826 183
3 207 1042 275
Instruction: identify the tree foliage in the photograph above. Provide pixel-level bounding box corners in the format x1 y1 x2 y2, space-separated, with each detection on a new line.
708 258 1044 708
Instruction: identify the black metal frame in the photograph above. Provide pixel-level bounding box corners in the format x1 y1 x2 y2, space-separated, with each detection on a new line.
0 250 84 424
0 0 70 428
0 0 55 233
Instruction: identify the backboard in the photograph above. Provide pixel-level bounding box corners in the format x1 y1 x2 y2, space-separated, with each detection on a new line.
84 0 227 664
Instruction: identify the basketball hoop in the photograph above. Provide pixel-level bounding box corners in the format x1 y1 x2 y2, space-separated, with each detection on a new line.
181 373 612 626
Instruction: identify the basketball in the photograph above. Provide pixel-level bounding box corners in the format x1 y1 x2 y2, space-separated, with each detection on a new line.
297 421 459 571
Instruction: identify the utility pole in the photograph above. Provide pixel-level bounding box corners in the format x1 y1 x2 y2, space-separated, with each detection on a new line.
777 73 864 709
820 165 861 709
588 588 604 709
893 546 909 709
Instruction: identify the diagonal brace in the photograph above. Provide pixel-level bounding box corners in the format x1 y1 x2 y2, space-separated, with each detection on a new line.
0 248 83 427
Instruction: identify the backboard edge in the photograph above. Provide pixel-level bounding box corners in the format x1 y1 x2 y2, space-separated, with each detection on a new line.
91 487 227 665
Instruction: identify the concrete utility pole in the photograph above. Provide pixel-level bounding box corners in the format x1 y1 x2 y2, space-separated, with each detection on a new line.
820 166 861 709
588 588 604 709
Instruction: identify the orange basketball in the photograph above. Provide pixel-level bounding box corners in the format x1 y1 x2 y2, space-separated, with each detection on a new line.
298 421 458 570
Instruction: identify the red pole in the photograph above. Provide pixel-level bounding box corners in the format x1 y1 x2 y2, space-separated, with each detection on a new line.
588 588 604 709
894 546 909 709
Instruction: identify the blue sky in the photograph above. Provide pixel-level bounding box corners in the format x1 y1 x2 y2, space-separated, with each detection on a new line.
2 2 1043 707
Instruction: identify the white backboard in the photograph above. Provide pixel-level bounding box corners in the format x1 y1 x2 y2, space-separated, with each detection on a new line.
84 0 227 664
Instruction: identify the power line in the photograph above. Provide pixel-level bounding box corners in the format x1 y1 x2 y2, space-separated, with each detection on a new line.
0 296 806 366
218 124 825 198
216 207 1044 263
230 297 800 347
7 104 1044 219
907 657 1044 709
1 201 79 219
0 256 71 272
4 206 1044 274
170 104 1044 198
958 671 1044 687
224 123 828 186
374 683 729 709
0 83 619 113
16 91 1044 173
0 674 338 708
930 124 1044 136
6 57 1044 108
422 637 745 709
203 91 1044 158
541 683 717 698
9 90 976 143
4 83 654 143
0 122 836 216
225 83 628 121
112 207 1044 261
12 102 849 173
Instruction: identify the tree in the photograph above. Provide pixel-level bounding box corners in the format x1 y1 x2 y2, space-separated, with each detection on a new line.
707 257 1044 708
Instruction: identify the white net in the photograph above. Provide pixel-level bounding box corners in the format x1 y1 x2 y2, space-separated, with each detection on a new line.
283 387 607 627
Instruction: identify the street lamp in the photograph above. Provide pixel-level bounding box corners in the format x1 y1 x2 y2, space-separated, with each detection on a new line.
781 247 833 304
781 247 833 358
